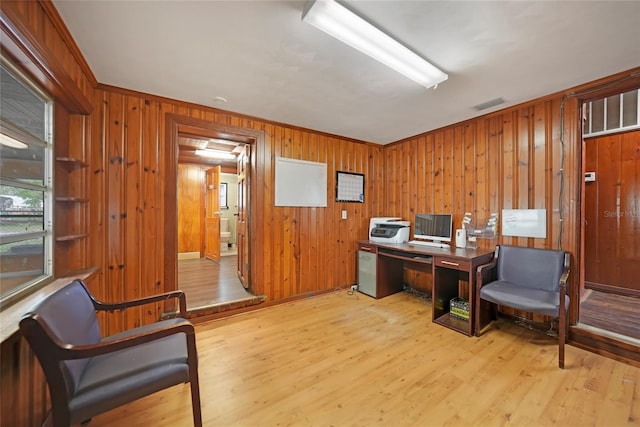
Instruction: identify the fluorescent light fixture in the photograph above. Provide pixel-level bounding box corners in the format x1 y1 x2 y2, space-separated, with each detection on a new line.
195 149 236 160
302 0 448 89
0 133 28 149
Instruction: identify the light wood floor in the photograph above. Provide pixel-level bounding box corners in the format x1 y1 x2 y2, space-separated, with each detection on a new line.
178 256 252 309
84 290 639 427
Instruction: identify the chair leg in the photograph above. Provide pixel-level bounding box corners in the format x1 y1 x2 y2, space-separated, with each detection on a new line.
558 313 566 369
187 334 203 427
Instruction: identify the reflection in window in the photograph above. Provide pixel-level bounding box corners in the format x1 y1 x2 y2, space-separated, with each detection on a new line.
0 61 53 307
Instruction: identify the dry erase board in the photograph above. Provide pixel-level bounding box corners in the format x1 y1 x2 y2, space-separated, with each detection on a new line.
275 157 327 207
501 209 547 238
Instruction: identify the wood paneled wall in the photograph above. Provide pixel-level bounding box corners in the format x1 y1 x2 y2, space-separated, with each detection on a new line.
0 2 636 426
89 87 385 325
386 98 583 319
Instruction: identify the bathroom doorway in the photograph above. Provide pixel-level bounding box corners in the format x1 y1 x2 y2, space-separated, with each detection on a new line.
164 114 264 312
176 138 253 310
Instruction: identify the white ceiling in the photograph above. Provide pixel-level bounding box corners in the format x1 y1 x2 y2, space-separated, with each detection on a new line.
53 0 640 144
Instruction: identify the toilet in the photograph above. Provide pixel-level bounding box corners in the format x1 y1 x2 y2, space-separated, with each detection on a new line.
220 217 231 252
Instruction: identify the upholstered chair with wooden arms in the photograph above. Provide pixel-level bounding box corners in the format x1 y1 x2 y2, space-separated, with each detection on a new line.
19 279 202 426
474 245 570 368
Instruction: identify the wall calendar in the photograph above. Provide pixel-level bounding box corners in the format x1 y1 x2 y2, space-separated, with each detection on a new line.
336 171 364 203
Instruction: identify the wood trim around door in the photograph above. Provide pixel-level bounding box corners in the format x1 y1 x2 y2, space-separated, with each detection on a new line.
164 114 263 299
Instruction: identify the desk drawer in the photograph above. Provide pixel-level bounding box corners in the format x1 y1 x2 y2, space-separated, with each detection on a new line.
434 257 470 271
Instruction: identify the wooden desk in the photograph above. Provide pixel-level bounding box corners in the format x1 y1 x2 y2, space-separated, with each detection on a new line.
357 241 494 336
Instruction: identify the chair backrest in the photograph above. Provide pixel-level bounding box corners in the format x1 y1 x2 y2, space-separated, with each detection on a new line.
496 245 566 291
20 280 101 398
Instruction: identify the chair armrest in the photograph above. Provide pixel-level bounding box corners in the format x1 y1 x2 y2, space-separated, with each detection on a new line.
559 252 570 291
23 314 195 361
476 259 497 291
75 280 187 317
93 291 187 317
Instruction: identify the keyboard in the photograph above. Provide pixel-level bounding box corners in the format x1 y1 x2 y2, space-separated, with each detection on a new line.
408 240 451 249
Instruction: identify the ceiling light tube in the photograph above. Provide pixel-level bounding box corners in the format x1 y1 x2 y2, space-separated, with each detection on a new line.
0 133 28 149
302 0 448 89
195 149 236 160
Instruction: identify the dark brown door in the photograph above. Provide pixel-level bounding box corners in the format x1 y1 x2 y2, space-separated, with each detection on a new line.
584 130 640 295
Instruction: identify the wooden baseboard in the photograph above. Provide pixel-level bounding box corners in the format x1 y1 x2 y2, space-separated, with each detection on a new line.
585 281 640 298
570 324 640 368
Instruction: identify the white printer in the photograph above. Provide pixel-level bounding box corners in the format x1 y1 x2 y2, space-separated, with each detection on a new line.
369 217 410 244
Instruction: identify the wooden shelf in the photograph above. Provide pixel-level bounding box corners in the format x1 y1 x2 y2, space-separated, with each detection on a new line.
433 313 470 334
56 233 88 242
56 157 88 170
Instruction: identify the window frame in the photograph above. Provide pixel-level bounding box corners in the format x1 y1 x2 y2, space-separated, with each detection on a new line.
0 59 54 309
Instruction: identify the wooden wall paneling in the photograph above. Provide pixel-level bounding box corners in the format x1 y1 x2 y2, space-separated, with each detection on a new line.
462 124 475 227
533 102 548 248
501 112 516 246
105 91 125 334
473 119 488 228
516 107 532 248
88 90 107 326
259 123 274 299
619 131 640 290
142 99 162 325
452 127 464 228
124 95 142 330
487 116 501 225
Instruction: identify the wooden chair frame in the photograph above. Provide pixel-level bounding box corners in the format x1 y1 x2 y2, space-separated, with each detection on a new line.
19 280 202 426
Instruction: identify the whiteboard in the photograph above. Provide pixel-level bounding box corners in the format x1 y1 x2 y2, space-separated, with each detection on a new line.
501 209 547 238
275 157 327 207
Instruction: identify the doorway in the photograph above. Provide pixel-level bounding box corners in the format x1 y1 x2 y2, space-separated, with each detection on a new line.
164 114 264 313
578 90 640 344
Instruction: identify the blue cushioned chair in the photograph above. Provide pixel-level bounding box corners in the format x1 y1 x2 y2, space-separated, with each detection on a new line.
19 279 202 426
474 245 570 368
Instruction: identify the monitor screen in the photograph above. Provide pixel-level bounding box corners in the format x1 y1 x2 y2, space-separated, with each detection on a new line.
414 213 453 242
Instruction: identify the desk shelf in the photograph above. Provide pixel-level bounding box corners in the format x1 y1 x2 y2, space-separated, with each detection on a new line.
434 313 470 332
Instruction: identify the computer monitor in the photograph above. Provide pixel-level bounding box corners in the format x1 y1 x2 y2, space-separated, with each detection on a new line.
413 213 453 244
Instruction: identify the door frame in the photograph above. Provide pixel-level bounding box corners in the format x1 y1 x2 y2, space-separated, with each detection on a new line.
164 114 263 296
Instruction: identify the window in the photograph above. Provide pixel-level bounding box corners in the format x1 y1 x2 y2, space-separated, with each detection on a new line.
583 89 640 137
0 60 53 307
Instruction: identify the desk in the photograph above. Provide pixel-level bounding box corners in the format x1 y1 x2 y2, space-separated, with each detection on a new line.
357 241 494 336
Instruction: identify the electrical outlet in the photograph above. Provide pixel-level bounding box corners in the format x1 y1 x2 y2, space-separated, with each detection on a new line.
350 284 358 292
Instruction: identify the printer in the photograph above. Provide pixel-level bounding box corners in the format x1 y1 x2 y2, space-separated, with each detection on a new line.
369 217 410 244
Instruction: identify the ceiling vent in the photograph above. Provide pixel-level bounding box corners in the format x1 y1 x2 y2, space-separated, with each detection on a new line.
473 97 505 111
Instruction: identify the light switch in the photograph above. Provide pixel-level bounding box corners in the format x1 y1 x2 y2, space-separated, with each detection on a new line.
341 210 347 219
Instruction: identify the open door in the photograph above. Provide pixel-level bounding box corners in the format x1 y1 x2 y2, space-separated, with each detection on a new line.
205 166 221 262
236 145 249 288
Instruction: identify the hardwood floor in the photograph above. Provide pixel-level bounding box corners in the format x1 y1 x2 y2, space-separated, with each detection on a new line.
86 291 640 427
579 290 640 341
178 256 253 309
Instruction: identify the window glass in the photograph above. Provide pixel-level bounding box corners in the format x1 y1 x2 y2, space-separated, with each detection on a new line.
590 99 605 133
0 61 52 307
606 94 620 130
622 90 638 127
